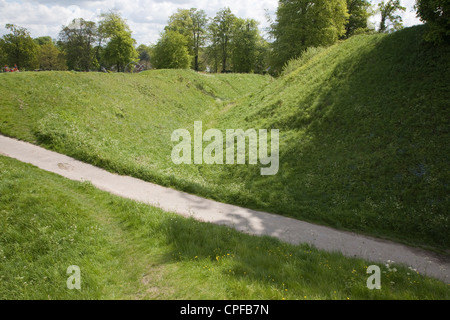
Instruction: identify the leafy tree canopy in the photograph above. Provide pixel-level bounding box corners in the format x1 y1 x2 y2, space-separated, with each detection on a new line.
167 8 208 71
99 11 137 72
344 0 372 38
416 0 450 44
378 0 406 33
58 18 98 71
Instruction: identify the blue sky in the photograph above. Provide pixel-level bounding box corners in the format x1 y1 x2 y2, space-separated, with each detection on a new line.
0 0 422 45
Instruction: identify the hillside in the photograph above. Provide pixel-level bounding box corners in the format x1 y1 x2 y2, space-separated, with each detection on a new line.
0 70 270 187
213 25 450 250
0 25 448 251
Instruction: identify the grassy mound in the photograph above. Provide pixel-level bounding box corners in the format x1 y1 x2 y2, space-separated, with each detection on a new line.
0 26 448 251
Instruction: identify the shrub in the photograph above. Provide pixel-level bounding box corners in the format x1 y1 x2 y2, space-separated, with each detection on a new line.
416 0 450 44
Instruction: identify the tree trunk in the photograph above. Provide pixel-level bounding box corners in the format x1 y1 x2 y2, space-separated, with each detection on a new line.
222 36 228 73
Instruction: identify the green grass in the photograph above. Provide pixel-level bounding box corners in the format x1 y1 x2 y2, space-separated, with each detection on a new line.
0 69 271 190
0 156 448 300
0 26 448 252
211 26 450 251
213 26 450 251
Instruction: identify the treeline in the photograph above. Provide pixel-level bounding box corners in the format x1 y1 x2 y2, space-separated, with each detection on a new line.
0 1 447 75
151 7 269 73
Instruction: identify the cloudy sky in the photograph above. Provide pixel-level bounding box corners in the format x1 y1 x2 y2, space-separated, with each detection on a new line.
0 0 421 46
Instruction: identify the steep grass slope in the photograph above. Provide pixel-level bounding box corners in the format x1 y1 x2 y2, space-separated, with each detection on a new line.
214 26 450 250
1 156 448 299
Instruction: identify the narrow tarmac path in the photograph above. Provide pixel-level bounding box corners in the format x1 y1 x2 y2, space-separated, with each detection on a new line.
0 135 448 283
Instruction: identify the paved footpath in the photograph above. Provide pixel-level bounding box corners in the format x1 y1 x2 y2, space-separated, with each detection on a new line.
0 135 448 283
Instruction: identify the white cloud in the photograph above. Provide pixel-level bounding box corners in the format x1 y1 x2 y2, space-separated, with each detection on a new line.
0 0 421 45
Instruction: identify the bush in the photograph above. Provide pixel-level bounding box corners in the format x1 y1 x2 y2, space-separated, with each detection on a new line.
416 0 450 44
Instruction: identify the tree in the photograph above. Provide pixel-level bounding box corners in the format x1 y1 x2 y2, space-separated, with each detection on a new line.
137 44 152 69
205 28 221 73
167 8 208 71
269 0 349 74
152 30 192 69
0 44 5 68
38 41 67 71
231 18 262 73
58 18 98 71
98 11 137 72
378 0 406 33
254 39 270 74
416 0 450 44
101 30 137 72
208 8 237 73
1 24 39 70
344 0 372 38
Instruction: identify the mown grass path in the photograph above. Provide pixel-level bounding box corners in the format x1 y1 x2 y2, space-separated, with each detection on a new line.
1 134 448 284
